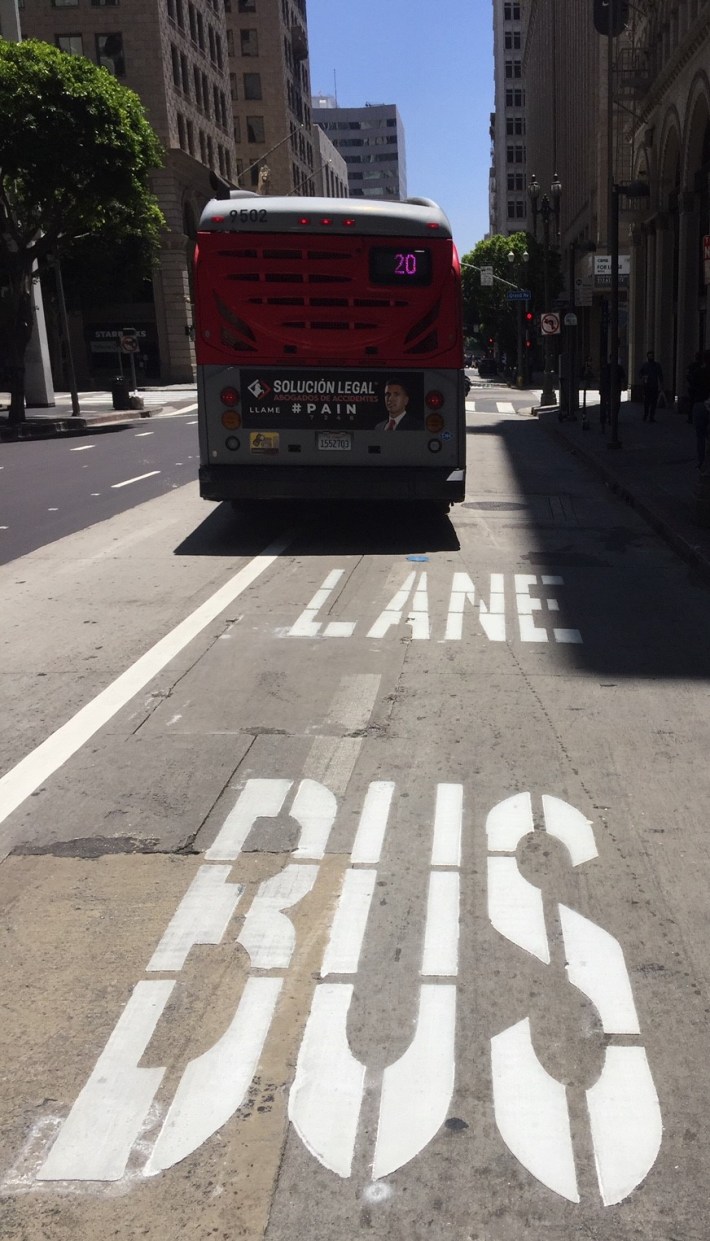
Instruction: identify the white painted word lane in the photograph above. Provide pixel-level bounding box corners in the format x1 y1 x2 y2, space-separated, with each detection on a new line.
31 781 661 1207
285 569 583 643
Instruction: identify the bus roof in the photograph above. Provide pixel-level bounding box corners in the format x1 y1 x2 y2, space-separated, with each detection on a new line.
198 192 453 238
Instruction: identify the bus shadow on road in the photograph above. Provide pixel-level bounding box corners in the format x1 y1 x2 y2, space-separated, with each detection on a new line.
174 499 460 557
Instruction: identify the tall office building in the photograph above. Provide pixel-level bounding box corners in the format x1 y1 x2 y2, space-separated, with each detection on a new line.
19 0 236 384
489 0 529 235
311 96 407 199
228 0 315 196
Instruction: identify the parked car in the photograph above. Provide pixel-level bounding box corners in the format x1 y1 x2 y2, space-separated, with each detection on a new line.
477 357 498 378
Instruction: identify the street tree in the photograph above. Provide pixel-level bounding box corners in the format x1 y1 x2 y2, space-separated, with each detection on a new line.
0 38 165 425
461 232 559 361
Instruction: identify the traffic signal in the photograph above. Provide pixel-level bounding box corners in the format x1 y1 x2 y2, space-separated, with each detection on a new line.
593 0 629 36
524 310 534 326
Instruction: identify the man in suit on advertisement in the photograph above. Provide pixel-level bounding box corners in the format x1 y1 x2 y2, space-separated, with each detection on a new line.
375 379 424 430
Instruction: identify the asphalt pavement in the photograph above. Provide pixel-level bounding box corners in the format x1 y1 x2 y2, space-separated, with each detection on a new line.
4 380 710 584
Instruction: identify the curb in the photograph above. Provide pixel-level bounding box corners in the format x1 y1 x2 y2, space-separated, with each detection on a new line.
0 409 153 442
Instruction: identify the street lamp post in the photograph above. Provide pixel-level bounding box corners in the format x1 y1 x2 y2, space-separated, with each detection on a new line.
507 247 529 389
608 178 650 448
528 172 562 407
564 239 596 421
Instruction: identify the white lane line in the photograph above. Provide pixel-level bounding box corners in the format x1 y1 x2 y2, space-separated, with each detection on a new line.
47 507 59 512
134 431 154 437
70 445 95 452
496 401 516 414
0 535 292 834
179 403 198 414
187 420 198 425
111 471 161 489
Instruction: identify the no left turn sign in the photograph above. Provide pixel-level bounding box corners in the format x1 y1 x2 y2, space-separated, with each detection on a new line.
540 312 561 336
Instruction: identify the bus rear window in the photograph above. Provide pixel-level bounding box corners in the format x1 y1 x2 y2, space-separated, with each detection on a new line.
369 246 433 287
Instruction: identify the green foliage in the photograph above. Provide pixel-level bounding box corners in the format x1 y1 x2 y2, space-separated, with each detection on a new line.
461 232 561 355
0 39 165 259
0 38 166 421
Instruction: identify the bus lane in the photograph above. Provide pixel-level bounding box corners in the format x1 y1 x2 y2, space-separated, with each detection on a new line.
1 449 710 1239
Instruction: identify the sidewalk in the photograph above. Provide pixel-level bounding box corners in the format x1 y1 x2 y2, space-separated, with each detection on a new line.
0 385 197 441
533 391 710 580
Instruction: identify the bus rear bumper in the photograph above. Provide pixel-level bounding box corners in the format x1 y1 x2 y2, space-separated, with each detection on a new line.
199 465 466 504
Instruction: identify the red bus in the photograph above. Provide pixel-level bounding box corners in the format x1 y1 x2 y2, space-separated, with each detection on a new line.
194 192 466 507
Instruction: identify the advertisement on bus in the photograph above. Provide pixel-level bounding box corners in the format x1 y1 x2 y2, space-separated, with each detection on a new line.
239 370 426 431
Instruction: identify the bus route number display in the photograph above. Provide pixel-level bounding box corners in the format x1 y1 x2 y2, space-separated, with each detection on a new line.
370 246 432 287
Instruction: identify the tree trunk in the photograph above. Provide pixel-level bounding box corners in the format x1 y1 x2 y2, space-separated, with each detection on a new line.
1 275 34 426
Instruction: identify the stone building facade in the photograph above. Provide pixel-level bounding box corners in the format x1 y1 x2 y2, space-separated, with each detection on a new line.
489 0 531 235
229 0 314 196
19 0 236 384
520 0 710 396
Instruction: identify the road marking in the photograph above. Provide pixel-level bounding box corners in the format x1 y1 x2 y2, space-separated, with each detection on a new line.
111 471 161 489
70 444 95 452
134 431 154 437
187 419 198 425
0 536 292 834
487 792 662 1204
179 403 198 414
287 570 582 644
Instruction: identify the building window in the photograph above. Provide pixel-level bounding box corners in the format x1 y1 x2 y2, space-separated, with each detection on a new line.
186 118 194 154
188 1 197 41
504 31 521 49
243 72 261 99
233 116 241 143
240 28 258 55
56 33 83 53
226 28 234 56
52 0 79 6
166 0 175 17
180 51 189 94
177 112 186 149
91 0 120 6
229 71 238 99
171 44 180 87
175 0 184 29
96 32 126 75
246 115 265 143
193 63 202 104
504 2 521 18
238 0 256 10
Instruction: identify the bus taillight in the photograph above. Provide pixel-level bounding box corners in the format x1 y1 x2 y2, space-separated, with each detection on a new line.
220 386 240 406
221 410 241 430
426 412 445 433
425 390 445 410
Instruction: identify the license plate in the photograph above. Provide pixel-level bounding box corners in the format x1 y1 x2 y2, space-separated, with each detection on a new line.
317 432 352 451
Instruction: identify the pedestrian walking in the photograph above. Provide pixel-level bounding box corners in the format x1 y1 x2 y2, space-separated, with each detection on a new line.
639 350 663 421
691 349 710 469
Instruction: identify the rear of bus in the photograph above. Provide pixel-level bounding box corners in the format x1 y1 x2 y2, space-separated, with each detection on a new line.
194 193 466 506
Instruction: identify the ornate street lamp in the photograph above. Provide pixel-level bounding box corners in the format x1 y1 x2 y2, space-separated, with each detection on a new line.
507 247 530 388
528 173 562 407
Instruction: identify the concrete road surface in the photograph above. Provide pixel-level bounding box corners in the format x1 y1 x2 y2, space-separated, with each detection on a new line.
1 405 709 1240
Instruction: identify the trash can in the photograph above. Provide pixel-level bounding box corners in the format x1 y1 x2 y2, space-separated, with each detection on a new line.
111 375 131 410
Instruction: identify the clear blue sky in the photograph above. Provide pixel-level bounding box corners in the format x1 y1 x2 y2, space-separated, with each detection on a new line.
306 0 493 258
